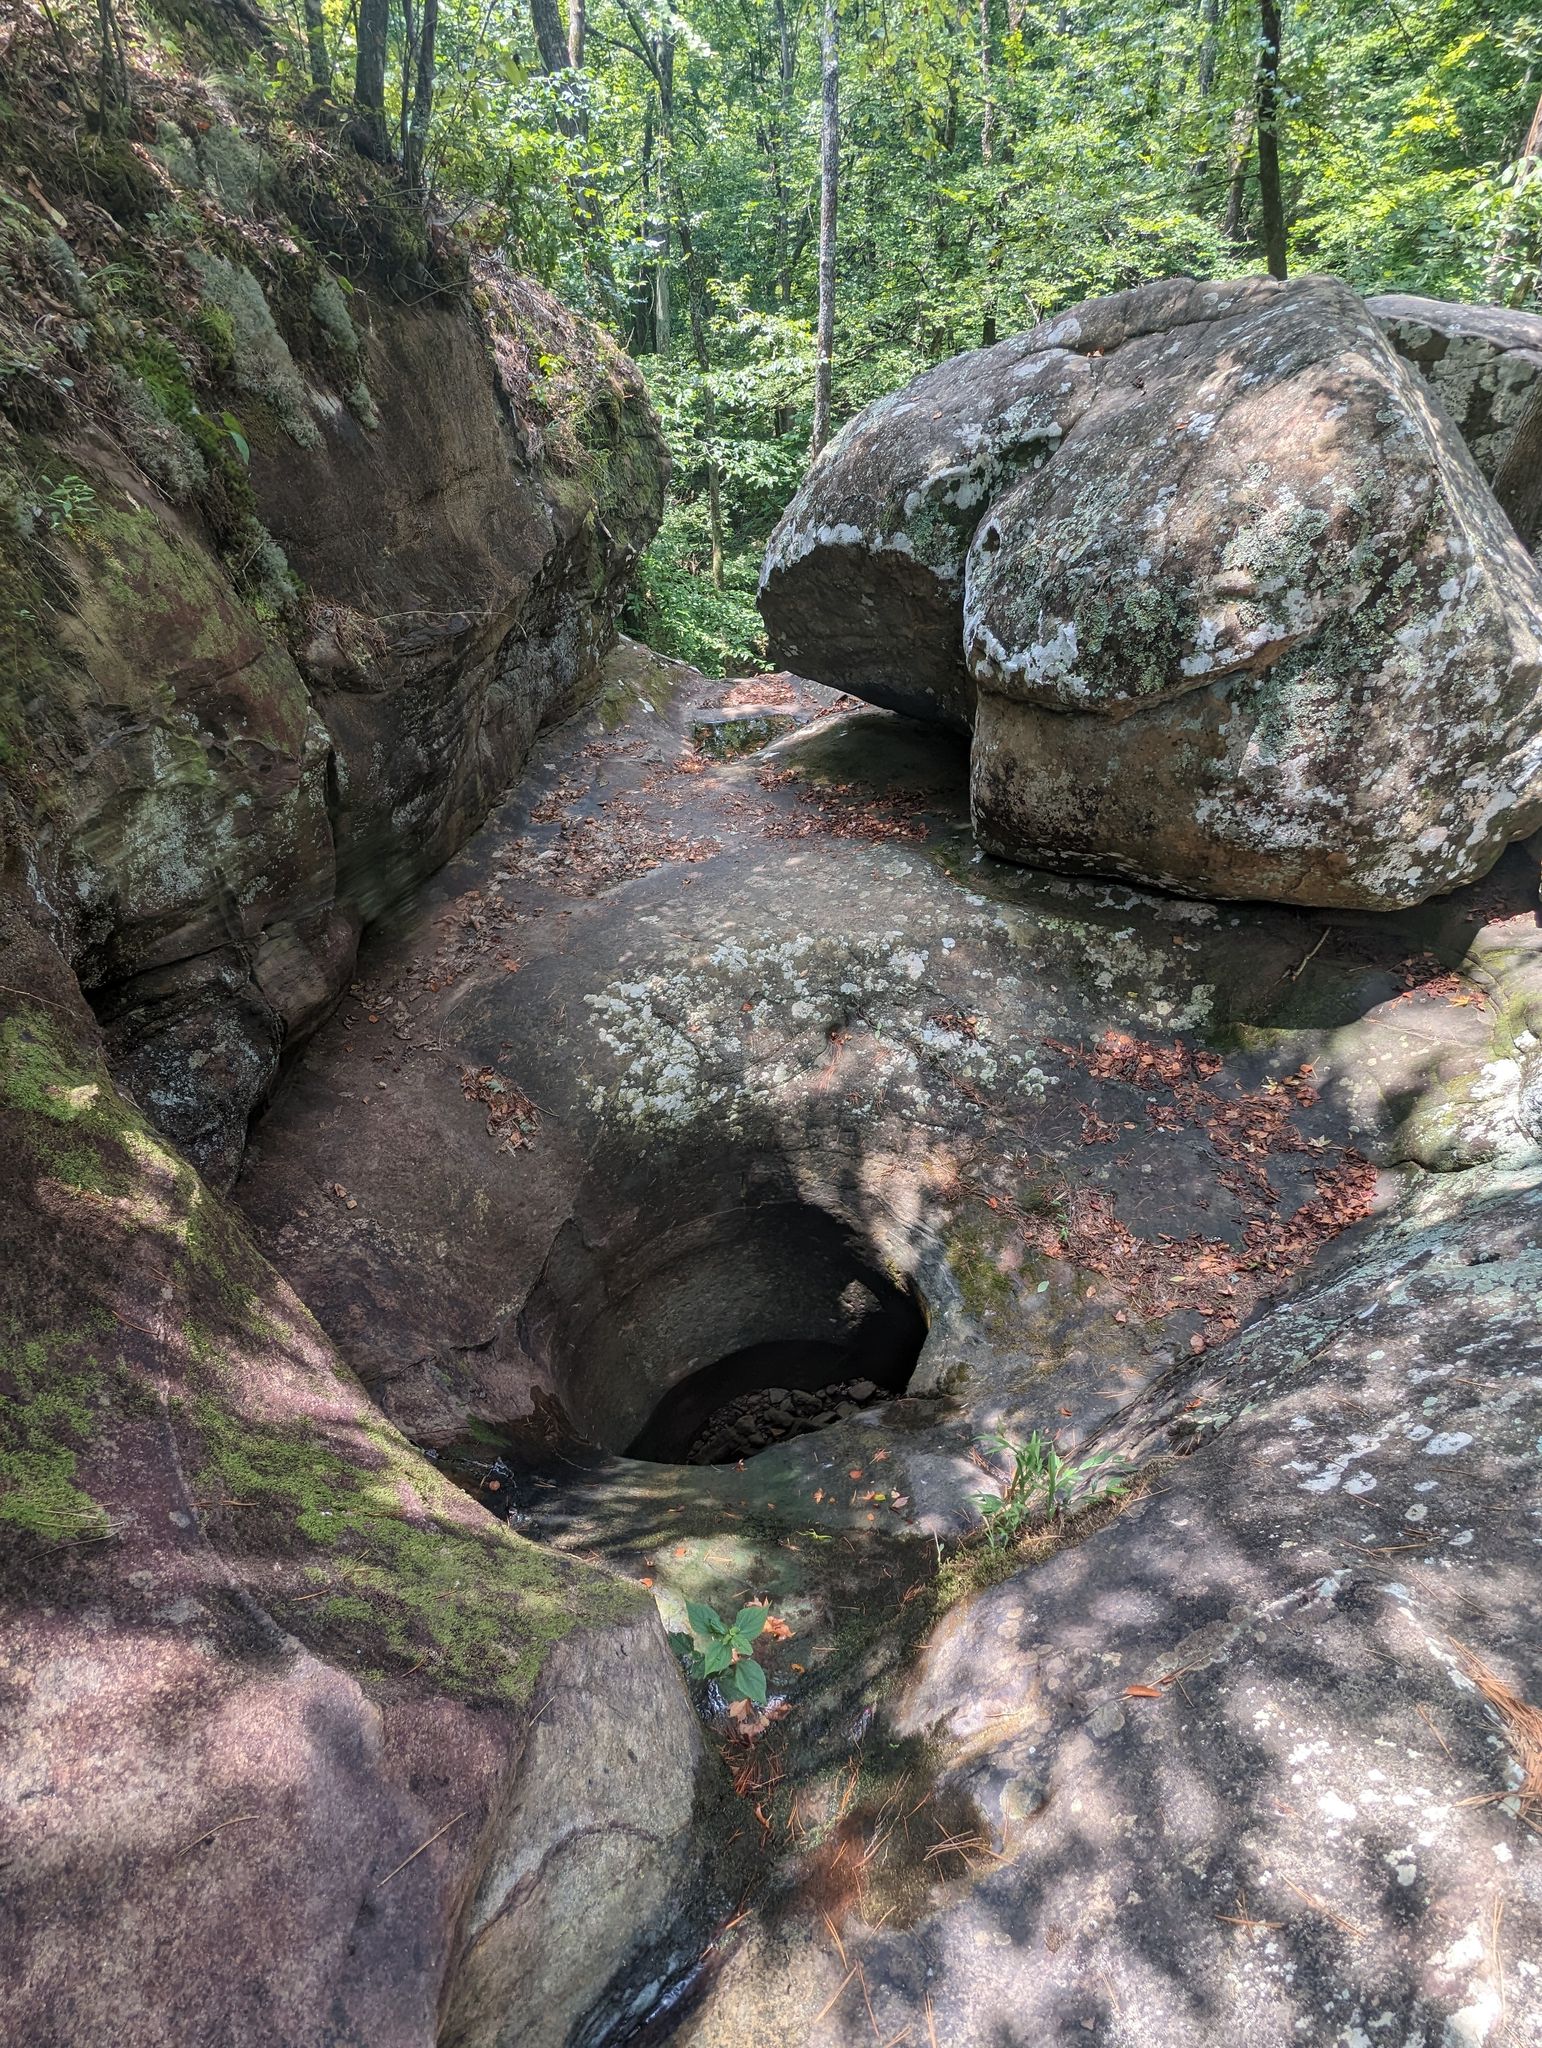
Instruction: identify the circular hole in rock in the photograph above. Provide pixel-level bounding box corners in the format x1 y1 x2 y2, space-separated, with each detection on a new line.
525 1194 926 1465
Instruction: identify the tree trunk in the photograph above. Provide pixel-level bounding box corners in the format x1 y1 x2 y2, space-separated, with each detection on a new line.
653 39 675 354
1197 0 1218 96
672 205 723 588
1256 0 1287 278
304 0 331 90
398 0 416 163
1222 104 1253 246
979 0 993 162
811 0 839 457
403 0 437 188
1485 88 1542 302
530 0 569 77
567 0 585 68
353 0 392 159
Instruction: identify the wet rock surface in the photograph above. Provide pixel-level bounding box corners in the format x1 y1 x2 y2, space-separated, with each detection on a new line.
763 275 1542 909
223 637 1542 2047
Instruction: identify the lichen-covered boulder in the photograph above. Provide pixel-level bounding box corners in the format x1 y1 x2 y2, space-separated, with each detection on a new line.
759 334 1097 729
1371 292 1542 549
763 274 1542 909
967 274 1542 907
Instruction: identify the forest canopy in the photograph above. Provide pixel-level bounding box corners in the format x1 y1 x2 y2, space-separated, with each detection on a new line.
27 0 1542 668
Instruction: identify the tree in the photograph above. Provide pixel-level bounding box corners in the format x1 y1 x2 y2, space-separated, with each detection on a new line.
810 0 838 455
403 0 439 187
303 0 330 92
353 0 392 159
1256 0 1287 278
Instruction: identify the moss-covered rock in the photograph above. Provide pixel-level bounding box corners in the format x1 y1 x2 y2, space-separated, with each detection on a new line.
0 33 665 1189
0 960 726 2048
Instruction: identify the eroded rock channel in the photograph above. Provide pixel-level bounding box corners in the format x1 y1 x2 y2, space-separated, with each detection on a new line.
6 183 1542 2048
232 635 1542 2047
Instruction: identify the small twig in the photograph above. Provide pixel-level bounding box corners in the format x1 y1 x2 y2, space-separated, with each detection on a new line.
924 1992 940 2048
180 1813 258 1857
812 1968 857 2027
1287 928 1331 981
1282 1876 1365 1938
1416 1702 1456 1762
374 1810 468 1888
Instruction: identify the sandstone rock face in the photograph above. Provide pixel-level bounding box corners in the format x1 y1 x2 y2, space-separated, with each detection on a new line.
0 932 727 2048
2 101 665 1188
1371 291 1542 548
763 274 1542 909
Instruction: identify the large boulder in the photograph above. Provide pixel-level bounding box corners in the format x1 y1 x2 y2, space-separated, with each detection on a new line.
762 275 1542 909
1 81 666 1188
759 336 1097 729
1371 292 1542 549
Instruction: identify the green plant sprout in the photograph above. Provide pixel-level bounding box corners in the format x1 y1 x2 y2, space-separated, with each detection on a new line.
973 1429 1127 1551
669 1600 771 1705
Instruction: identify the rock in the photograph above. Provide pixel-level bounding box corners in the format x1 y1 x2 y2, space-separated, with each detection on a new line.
0 953 732 2048
760 330 1097 729
1 90 665 1189
764 274 1542 909
690 708 803 757
1371 291 1542 548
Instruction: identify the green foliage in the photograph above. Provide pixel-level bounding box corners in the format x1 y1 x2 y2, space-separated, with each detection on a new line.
973 1429 1128 1551
623 501 765 673
670 1598 771 1704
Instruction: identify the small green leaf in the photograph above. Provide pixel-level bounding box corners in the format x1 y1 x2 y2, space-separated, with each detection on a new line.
685 1600 723 1641
667 1630 693 1658
731 1655 768 1706
221 411 251 465
733 1605 770 1641
701 1638 734 1676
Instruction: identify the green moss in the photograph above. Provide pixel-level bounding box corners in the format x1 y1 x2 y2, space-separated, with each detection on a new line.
0 1008 136 1157
189 1396 641 1701
190 304 236 374
0 1329 111 1541
945 1219 1016 1320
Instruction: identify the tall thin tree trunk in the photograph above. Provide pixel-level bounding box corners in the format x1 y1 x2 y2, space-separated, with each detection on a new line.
1222 104 1253 246
399 0 417 163
979 0 993 163
567 0 585 69
1197 0 1218 96
811 0 839 457
653 39 675 353
353 0 392 159
1486 88 1542 302
1256 0 1287 278
403 0 437 187
304 0 331 90
672 209 723 589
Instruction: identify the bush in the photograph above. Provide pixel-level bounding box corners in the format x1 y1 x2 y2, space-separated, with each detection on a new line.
622 502 766 677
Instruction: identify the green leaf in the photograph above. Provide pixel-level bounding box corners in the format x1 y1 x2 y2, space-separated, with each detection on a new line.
730 1655 768 1706
685 1600 723 1641
701 1638 734 1676
667 1630 693 1658
732 1605 770 1642
220 412 250 465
